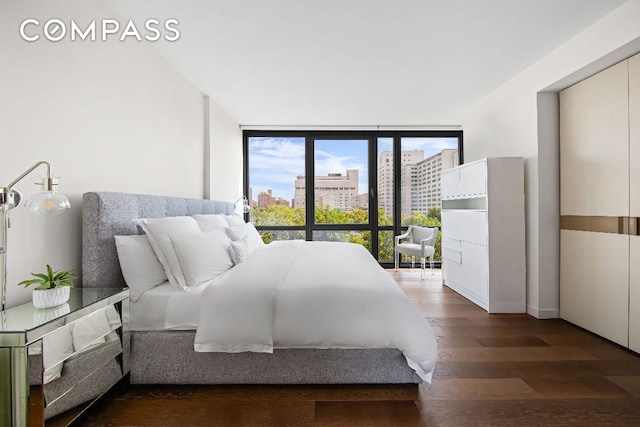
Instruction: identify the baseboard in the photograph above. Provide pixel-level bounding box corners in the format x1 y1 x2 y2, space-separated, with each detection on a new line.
527 305 560 319
487 302 527 314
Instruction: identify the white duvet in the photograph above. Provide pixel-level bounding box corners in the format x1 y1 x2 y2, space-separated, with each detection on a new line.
194 240 438 382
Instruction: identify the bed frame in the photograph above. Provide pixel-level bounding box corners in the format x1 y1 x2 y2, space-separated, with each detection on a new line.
82 191 421 384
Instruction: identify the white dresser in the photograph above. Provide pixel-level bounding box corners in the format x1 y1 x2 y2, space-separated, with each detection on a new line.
440 157 526 313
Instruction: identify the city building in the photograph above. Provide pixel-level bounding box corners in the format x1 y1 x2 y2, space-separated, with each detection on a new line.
401 148 459 216
293 176 305 208
357 193 368 210
378 149 459 217
294 170 359 210
257 189 276 207
378 150 424 218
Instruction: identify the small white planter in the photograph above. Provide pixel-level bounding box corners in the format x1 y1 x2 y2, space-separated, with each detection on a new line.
32 286 71 309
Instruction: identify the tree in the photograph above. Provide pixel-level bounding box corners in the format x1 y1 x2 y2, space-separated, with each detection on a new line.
251 206 442 262
253 205 305 226
427 206 441 222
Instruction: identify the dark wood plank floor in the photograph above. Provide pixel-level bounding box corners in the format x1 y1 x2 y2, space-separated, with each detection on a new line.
79 270 640 426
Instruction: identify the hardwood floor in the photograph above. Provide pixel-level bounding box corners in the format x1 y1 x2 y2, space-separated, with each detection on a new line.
79 269 640 426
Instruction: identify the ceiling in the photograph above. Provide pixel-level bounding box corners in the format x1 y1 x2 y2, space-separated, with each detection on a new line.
109 0 625 127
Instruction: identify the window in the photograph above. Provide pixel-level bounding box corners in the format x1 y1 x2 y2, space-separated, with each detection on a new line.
246 136 305 242
244 130 463 266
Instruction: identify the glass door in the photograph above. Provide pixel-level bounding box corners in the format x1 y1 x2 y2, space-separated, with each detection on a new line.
396 136 460 266
377 137 395 262
246 135 307 242
244 130 463 266
311 137 375 251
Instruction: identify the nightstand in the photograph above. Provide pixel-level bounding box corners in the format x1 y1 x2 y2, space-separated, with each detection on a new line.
0 287 129 426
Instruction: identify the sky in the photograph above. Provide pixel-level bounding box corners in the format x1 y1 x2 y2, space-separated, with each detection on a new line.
248 136 458 202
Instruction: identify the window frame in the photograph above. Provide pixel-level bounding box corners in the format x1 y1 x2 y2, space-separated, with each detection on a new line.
243 129 463 267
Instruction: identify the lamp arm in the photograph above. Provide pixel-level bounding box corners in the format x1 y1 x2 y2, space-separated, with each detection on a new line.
1 160 67 312
1 210 7 312
5 160 52 194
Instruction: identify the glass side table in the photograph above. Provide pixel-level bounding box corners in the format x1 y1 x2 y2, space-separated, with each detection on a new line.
0 287 129 427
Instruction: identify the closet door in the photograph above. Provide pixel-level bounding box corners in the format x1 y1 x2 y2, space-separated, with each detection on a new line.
631 238 640 352
561 230 629 345
560 61 629 217
560 60 630 346
630 53 640 353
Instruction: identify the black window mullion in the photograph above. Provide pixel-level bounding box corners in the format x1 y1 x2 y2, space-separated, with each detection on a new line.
243 129 463 265
393 132 402 239
313 224 373 231
369 135 378 258
242 132 250 222
305 136 314 241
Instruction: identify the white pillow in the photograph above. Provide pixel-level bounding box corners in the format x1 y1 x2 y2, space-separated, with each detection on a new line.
115 235 167 301
225 224 247 241
133 216 201 289
226 223 264 263
246 223 266 251
170 229 234 288
223 214 245 227
229 237 250 264
192 214 229 231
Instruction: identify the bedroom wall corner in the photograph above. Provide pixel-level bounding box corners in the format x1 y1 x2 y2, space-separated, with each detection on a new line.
534 92 560 319
462 0 640 318
0 0 205 308
206 96 243 203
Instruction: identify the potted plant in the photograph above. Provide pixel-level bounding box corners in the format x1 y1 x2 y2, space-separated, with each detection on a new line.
19 265 77 309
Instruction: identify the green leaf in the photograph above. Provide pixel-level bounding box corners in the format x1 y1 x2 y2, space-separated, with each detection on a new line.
18 265 76 289
18 279 42 288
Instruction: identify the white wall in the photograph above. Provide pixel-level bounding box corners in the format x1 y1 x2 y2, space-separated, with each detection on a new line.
0 0 206 308
205 96 243 204
463 0 640 318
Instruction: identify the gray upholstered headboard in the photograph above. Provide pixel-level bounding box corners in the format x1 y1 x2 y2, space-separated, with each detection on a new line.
82 192 235 288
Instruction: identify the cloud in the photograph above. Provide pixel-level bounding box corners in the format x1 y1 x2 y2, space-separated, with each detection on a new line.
400 137 458 154
313 149 368 195
247 136 459 202
314 149 365 175
249 137 305 200
250 137 305 159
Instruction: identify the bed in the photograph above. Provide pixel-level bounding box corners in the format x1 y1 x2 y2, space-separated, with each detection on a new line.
82 191 437 384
